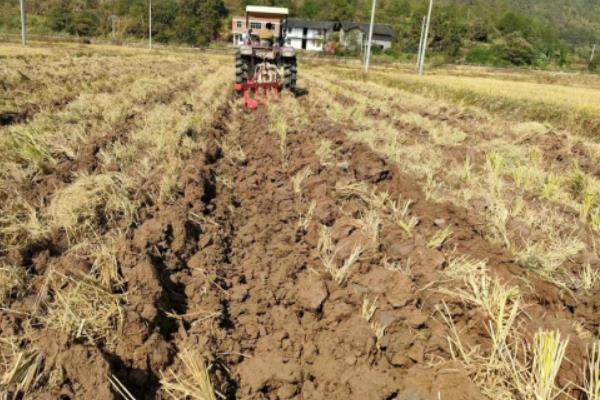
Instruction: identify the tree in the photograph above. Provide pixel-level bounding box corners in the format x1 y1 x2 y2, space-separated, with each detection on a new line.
429 4 464 60
297 0 319 19
467 19 492 42
152 0 179 42
381 0 410 23
344 29 362 52
318 0 353 21
173 0 227 46
72 9 100 36
48 0 74 32
496 11 533 38
493 32 536 65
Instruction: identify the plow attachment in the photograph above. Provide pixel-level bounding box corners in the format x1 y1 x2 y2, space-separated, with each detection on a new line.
234 81 281 110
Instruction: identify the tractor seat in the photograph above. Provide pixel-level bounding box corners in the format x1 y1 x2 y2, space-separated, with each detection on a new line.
259 32 274 47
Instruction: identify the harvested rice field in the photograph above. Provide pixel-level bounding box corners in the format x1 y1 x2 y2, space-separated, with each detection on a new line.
3 42 600 400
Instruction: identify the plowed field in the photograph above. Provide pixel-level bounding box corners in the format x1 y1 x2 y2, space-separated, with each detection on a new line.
2 42 600 400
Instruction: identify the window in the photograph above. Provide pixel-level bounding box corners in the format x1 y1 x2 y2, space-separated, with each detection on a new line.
236 21 243 28
250 22 262 30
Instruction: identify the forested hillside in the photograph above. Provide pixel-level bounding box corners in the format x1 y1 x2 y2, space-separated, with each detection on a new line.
1 0 599 68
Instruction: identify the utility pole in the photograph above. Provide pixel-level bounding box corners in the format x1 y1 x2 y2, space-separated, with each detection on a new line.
110 15 117 40
416 16 426 72
19 0 26 45
148 0 152 49
364 0 377 73
360 40 364 65
418 0 433 75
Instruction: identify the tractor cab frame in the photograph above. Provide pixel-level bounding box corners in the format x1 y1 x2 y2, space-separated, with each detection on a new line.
234 6 297 109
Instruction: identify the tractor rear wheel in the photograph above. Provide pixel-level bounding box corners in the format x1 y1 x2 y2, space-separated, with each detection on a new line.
283 57 297 91
235 51 250 85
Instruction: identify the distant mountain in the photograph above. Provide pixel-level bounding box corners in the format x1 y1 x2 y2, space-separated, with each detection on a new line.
441 0 600 44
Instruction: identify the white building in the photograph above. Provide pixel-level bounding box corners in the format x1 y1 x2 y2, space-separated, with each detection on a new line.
285 20 336 52
339 21 394 51
231 6 289 46
232 15 394 53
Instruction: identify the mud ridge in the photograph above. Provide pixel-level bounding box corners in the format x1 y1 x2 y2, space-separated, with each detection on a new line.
300 81 597 397
25 67 219 208
104 101 235 399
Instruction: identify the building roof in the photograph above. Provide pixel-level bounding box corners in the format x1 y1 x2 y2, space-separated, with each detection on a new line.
340 21 394 38
246 6 289 15
288 19 337 30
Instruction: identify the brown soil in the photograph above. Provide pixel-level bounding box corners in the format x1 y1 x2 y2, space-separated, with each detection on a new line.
2 87 597 399
24 66 214 208
0 110 29 126
1 57 192 128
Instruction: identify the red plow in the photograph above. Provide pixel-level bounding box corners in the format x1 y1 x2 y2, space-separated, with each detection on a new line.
234 80 281 110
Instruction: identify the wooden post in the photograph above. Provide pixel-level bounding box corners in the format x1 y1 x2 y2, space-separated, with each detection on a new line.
364 0 377 73
418 0 433 75
20 0 26 46
416 16 426 72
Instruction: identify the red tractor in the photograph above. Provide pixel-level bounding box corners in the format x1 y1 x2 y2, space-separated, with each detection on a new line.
234 6 297 109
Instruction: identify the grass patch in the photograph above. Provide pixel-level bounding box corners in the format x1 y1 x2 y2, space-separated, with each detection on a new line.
47 173 135 239
0 339 43 394
160 348 218 400
0 265 28 306
318 225 363 285
585 341 600 400
41 271 124 344
369 70 600 138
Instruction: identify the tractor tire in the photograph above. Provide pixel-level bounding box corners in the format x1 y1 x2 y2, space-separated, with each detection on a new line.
235 51 249 85
283 57 297 91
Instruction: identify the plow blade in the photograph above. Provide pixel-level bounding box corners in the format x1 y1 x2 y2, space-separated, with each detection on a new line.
234 81 281 110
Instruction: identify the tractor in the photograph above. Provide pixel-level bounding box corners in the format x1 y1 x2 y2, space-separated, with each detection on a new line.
234 6 297 109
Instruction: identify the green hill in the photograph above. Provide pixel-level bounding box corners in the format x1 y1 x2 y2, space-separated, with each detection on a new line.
442 0 600 45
